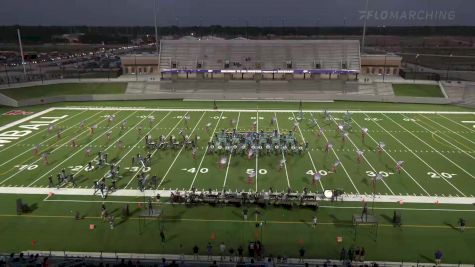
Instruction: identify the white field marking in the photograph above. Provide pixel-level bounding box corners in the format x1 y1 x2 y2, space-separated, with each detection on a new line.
352 116 430 196
0 110 100 168
0 110 109 185
438 114 475 133
96 111 171 182
189 112 223 190
54 106 475 115
420 114 475 146
412 115 475 159
329 115 394 195
274 112 290 189
124 112 188 189
223 112 241 190
155 111 206 189
255 109 259 192
393 114 475 178
0 108 55 132
99 111 171 182
375 113 467 196
26 111 135 187
74 111 154 180
0 110 87 153
291 112 324 191
309 113 360 194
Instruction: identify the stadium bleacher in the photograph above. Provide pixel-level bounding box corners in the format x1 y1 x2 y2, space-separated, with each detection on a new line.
159 38 360 80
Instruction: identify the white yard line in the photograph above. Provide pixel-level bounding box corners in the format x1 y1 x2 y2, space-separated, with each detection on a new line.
386 114 475 180
408 115 475 160
274 112 290 189
78 111 163 182
420 114 475 146
155 112 206 190
0 110 87 153
0 110 100 168
124 112 188 189
54 106 475 115
309 112 360 194
438 114 475 133
0 110 109 185
189 112 223 190
255 110 259 192
223 112 241 190
26 111 135 187
0 107 55 132
373 114 467 196
352 116 430 196
329 115 395 195
291 113 324 191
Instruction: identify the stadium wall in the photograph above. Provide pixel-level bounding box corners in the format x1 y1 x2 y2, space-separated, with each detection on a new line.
0 92 452 107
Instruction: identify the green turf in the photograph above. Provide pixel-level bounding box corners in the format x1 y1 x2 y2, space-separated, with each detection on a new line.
392 84 445 97
0 102 474 263
0 194 474 263
0 83 127 100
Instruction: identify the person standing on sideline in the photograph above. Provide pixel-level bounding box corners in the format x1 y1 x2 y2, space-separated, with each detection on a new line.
207 242 213 260
219 242 226 261
243 207 248 221
193 245 199 259
298 247 305 263
459 218 466 232
160 229 165 242
435 249 443 265
339 247 347 261
361 202 368 222
312 216 318 228
360 247 366 262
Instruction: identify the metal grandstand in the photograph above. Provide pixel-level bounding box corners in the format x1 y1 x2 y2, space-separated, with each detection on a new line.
159 38 361 80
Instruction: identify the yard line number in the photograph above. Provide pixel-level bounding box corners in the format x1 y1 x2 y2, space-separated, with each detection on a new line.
427 172 456 179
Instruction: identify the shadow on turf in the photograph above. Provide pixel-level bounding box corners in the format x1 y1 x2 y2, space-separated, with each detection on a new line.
443 222 458 231
419 254 434 263
329 214 353 228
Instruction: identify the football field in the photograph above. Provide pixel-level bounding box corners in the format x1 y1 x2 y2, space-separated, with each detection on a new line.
0 105 474 202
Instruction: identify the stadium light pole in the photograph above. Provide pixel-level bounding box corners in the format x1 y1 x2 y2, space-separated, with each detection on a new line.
446 54 453 82
4 64 10 87
154 0 160 80
17 28 27 80
413 54 419 84
361 0 370 53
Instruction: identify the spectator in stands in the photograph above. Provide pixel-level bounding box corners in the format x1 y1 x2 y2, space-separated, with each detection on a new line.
435 249 443 265
210 260 218 267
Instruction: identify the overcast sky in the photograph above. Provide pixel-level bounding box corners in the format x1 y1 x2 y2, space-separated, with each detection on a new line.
0 0 473 26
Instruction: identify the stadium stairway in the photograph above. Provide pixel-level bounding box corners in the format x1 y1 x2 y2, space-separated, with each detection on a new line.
375 82 395 96
125 82 147 94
